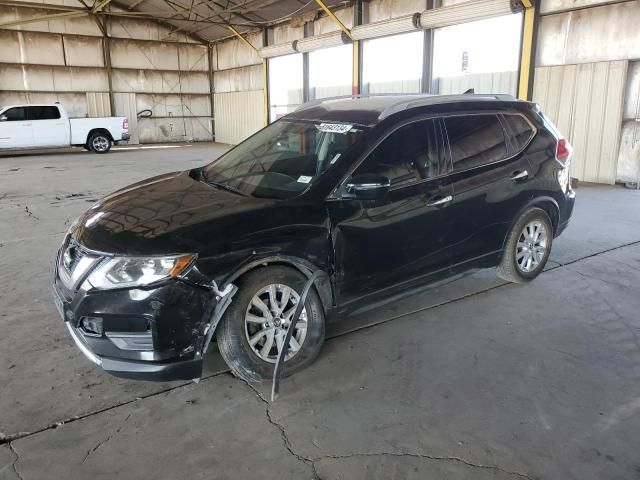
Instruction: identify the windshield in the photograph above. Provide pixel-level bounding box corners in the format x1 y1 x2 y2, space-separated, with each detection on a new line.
202 119 367 199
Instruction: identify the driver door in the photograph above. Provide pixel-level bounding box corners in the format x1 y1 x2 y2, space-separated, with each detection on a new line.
328 117 454 309
0 107 33 148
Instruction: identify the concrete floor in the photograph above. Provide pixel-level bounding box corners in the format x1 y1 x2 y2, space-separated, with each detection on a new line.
1 143 640 479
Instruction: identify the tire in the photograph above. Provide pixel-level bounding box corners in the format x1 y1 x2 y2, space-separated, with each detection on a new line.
88 132 112 153
217 266 325 383
497 207 553 284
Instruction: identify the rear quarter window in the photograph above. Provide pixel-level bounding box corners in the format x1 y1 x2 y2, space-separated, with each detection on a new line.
444 114 507 172
503 114 535 152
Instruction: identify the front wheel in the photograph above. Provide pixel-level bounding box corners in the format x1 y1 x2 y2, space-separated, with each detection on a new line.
88 132 112 153
216 266 325 383
497 207 553 283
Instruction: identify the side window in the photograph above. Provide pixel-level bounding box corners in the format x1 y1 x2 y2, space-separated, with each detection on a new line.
2 107 28 121
28 106 61 121
354 119 442 188
444 115 507 171
504 114 535 152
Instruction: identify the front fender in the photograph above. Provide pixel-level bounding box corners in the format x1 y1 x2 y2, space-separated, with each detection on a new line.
223 254 335 312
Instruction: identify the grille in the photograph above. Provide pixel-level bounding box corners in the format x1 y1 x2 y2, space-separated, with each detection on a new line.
62 241 85 274
57 239 101 291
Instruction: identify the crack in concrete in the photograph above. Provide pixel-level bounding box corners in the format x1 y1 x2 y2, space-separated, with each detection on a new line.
81 413 131 464
565 264 638 292
237 376 322 480
0 370 227 446
549 239 640 269
236 374 536 480
3 239 640 458
8 442 24 480
236 376 535 480
317 452 535 479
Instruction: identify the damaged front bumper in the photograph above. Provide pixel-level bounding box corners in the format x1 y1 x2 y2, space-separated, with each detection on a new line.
64 321 203 381
53 241 235 381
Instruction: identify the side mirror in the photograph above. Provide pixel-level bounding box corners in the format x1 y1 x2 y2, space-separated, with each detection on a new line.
0 115 7 122
346 174 391 200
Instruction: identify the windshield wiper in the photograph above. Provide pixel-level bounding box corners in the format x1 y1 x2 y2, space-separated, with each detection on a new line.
205 180 248 197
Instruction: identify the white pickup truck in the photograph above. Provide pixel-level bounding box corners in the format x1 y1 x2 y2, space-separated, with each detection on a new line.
0 103 130 154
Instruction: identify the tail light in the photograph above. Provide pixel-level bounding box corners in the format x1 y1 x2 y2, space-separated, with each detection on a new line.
122 118 129 130
556 138 572 164
555 138 572 192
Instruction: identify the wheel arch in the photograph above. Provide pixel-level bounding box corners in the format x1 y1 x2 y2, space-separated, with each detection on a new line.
222 255 334 314
502 196 560 251
86 128 114 144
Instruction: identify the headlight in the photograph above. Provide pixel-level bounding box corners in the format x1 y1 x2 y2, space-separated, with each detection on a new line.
87 254 195 290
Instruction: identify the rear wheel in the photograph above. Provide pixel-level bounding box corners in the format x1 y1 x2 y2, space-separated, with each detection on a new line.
217 266 325 383
88 132 112 153
497 207 553 283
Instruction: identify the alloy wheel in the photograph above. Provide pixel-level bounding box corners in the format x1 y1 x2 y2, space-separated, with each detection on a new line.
516 220 548 273
244 284 307 363
92 136 109 152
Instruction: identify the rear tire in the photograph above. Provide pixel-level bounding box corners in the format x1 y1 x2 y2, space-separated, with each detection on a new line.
217 266 325 383
497 207 553 283
88 132 112 153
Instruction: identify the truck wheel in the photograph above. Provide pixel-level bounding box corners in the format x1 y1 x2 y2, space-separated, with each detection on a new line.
216 266 325 383
497 207 553 283
88 132 112 153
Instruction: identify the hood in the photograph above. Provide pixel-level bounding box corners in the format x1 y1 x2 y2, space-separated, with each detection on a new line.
72 170 283 256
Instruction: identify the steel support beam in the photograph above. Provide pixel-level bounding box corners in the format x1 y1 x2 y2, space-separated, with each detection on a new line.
262 28 269 126
313 0 353 40
0 10 87 28
0 1 84 11
422 0 439 94
207 42 215 138
352 0 362 95
0 0 111 29
302 22 311 103
517 0 539 100
97 16 116 116
226 24 258 52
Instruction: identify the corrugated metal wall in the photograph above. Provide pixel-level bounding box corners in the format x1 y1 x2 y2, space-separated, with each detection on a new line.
533 60 628 184
86 92 111 117
0 10 213 144
436 71 518 95
114 92 139 144
616 61 640 184
214 91 263 145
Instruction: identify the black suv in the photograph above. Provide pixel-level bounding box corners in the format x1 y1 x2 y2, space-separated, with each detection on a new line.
52 94 575 382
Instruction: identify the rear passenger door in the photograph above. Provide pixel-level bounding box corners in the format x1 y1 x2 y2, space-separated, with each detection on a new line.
441 113 534 266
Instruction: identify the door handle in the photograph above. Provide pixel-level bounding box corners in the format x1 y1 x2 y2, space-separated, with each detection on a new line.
511 170 529 182
427 195 453 207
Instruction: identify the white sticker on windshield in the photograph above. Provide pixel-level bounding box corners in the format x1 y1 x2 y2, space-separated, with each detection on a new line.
330 153 341 165
297 175 312 184
316 123 353 134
